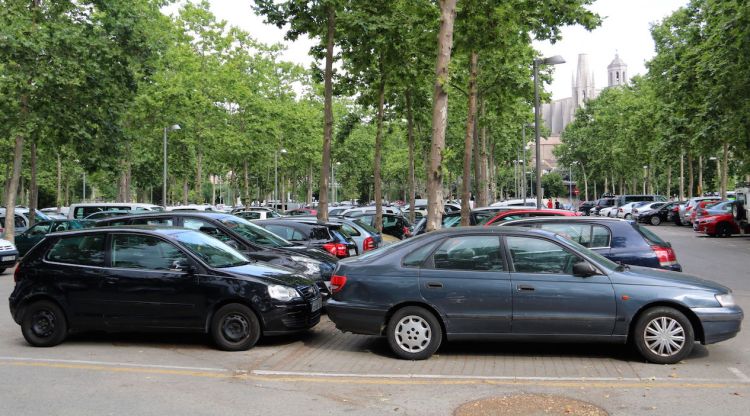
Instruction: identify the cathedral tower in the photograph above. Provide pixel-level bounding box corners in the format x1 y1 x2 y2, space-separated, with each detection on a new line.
607 53 628 87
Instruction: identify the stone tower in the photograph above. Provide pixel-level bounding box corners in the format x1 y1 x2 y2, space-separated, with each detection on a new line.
572 54 596 108
607 53 628 87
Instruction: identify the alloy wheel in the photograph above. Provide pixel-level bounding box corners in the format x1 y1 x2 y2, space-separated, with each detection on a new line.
643 316 685 357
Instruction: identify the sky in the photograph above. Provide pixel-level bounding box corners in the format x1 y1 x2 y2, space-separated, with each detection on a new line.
168 0 689 100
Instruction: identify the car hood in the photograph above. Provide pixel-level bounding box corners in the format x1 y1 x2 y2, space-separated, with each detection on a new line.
222 262 314 287
612 265 729 292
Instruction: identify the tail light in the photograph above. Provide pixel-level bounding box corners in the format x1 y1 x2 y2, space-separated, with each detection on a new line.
14 265 22 283
323 242 348 257
330 274 347 293
652 245 677 268
363 236 375 252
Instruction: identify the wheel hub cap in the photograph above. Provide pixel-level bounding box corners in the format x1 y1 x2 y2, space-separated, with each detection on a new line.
394 315 431 353
31 310 56 338
644 317 685 357
222 313 249 343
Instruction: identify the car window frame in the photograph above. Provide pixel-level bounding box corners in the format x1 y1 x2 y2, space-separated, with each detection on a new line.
502 234 589 275
44 233 108 269
107 232 192 273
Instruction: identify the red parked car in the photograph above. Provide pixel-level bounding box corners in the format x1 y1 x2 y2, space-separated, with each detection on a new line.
694 212 740 237
688 200 718 225
484 209 579 226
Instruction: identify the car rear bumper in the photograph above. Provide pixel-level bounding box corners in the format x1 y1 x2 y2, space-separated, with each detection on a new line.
325 300 386 335
693 306 743 345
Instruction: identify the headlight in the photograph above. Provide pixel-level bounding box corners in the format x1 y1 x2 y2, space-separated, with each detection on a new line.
268 284 301 301
715 293 735 307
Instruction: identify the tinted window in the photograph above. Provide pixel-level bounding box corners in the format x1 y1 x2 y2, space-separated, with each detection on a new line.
353 219 378 235
27 222 52 235
129 217 174 226
538 223 592 247
220 217 292 247
111 234 188 270
309 226 330 240
237 211 261 220
402 240 439 267
442 215 461 228
507 236 579 274
590 225 611 247
183 218 234 243
430 236 504 271
329 228 350 244
264 224 305 241
170 230 249 268
46 234 106 266
340 223 360 236
633 223 667 246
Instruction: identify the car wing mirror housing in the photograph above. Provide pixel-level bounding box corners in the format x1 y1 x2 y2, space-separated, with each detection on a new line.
171 259 195 274
573 261 598 278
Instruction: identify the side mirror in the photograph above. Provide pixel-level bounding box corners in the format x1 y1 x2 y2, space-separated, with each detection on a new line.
572 261 598 277
170 259 195 274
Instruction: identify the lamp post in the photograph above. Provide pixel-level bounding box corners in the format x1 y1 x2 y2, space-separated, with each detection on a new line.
332 161 341 204
274 148 287 208
642 165 648 194
163 124 181 207
522 123 534 204
533 55 566 209
709 156 720 195
570 161 579 210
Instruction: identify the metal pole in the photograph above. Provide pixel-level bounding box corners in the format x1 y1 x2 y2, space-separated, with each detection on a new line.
83 171 86 202
522 125 527 204
162 127 167 207
332 163 336 204
274 151 278 207
533 60 543 209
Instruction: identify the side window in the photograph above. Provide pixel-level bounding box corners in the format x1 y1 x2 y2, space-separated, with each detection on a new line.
111 234 188 270
28 222 52 235
538 223 592 247
52 222 71 232
46 234 106 266
590 225 611 248
402 241 439 267
383 216 397 227
341 224 360 236
429 236 504 271
506 236 579 274
130 217 174 226
240 212 261 220
15 216 27 228
183 218 232 243
309 227 329 240
264 225 296 241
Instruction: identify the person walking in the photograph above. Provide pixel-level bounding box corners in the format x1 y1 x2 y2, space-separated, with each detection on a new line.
554 198 560 209
547 198 553 209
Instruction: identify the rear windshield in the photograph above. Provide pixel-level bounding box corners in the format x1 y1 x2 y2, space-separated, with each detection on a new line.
632 223 668 246
310 226 332 240
218 217 294 248
329 228 351 243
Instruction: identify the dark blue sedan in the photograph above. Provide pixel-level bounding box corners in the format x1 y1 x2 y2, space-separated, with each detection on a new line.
327 227 742 363
500 217 682 272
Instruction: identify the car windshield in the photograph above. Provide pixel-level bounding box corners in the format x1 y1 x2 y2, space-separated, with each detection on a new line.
171 229 249 268
554 234 618 271
218 217 294 248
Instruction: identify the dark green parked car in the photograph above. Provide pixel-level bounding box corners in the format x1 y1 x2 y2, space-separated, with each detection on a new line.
15 220 94 257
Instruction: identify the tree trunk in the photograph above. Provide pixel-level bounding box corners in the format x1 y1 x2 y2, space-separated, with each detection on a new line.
721 141 729 199
307 163 313 205
426 0 457 232
3 95 26 242
478 98 489 207
604 177 608 194
373 75 386 231
28 138 37 226
489 140 496 201
679 150 685 200
582 164 588 201
183 178 189 205
211 176 216 205
406 88 416 223
461 51 478 226
667 164 672 198
317 4 335 222
698 155 703 195
687 154 694 198
243 160 249 206
56 153 62 212
196 148 203 203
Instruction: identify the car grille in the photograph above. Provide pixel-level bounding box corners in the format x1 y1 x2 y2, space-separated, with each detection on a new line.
0 242 14 251
298 284 319 300
281 309 321 328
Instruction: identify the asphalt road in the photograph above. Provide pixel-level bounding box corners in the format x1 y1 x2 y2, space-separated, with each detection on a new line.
1 224 748 415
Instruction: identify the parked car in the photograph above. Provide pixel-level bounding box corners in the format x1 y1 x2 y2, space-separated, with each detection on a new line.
234 210 281 221
40 207 68 220
9 227 322 350
592 198 615 216
577 200 596 216
326 227 741 363
489 198 538 208
83 210 134 220
632 202 666 221
68 203 163 219
342 206 403 217
326 217 383 254
484 209 578 226
613 194 667 208
253 219 358 259
688 200 719 226
0 208 52 235
500 217 682 271
409 211 486 237
599 205 618 218
694 200 734 224
348 213 413 240
615 202 648 219
0 238 18 274
15 219 94 257
680 196 721 225
95 212 336 296
637 201 680 226
286 207 317 216
166 204 216 212
694 212 741 238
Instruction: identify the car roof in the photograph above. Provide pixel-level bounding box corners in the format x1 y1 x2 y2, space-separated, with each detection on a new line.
96 211 233 222
47 225 192 237
500 217 632 226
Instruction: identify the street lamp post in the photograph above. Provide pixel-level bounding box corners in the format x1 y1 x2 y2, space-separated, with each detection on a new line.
163 124 180 207
274 148 287 209
522 123 533 204
533 55 566 209
570 161 579 210
332 161 341 204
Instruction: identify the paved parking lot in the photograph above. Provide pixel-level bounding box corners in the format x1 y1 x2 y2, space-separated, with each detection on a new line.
1 224 748 415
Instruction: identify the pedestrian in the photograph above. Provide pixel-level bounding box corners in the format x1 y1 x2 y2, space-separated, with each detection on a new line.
554 198 560 209
547 198 553 209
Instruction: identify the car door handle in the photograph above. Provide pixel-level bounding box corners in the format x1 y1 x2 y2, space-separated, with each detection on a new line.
426 282 443 288
104 277 118 285
517 285 535 291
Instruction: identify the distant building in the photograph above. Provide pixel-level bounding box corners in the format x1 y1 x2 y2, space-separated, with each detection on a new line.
534 53 628 171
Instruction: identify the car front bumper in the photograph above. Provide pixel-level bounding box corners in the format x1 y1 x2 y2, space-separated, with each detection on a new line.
0 249 19 268
262 298 323 336
693 306 743 344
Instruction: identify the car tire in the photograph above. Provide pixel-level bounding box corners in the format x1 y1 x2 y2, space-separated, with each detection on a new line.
716 223 732 238
650 216 661 226
21 300 68 347
210 303 261 351
387 306 442 360
633 306 694 364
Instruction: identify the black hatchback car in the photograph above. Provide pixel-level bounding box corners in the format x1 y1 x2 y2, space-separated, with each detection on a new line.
9 227 322 350
501 217 682 272
96 212 336 296
253 219 358 259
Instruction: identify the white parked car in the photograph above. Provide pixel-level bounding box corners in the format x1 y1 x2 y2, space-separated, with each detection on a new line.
68 203 164 219
598 206 618 218
0 238 18 274
490 198 538 208
633 202 666 221
615 202 647 219
342 206 403 217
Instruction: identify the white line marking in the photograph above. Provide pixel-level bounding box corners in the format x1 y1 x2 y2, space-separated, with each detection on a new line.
0 356 227 372
251 369 749 384
728 367 750 381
